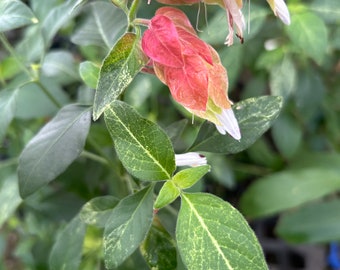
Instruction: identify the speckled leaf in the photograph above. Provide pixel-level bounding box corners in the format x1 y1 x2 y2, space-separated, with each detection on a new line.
154 181 180 210
49 216 86 270
18 105 91 198
104 100 175 181
104 186 154 269
240 168 340 218
79 196 120 228
140 222 177 270
93 33 148 120
0 0 38 32
177 193 268 270
190 96 283 154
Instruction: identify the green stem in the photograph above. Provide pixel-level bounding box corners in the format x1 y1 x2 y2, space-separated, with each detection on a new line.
0 33 32 78
0 157 19 169
128 0 140 31
80 150 109 165
34 80 63 109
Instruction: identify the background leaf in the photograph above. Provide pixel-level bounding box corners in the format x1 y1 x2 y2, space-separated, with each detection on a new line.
104 186 154 269
0 88 17 140
286 11 328 64
18 105 91 198
189 96 283 153
79 61 100 89
71 2 127 49
104 101 175 181
0 0 38 32
79 196 120 228
239 168 340 218
177 193 268 270
276 199 340 243
93 33 148 120
49 216 86 270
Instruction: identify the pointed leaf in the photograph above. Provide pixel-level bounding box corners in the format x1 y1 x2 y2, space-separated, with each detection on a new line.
190 96 283 153
140 222 177 270
240 168 340 218
79 196 120 228
0 0 38 32
71 2 127 49
49 216 86 270
285 12 328 64
173 165 210 189
276 199 340 243
18 105 91 198
177 193 268 270
104 186 154 269
0 174 22 227
0 88 17 140
154 181 180 210
104 101 175 181
93 33 148 120
310 0 340 23
79 61 100 89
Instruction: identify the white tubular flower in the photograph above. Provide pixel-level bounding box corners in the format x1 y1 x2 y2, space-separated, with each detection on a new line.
267 0 291 25
175 152 207 167
215 108 241 140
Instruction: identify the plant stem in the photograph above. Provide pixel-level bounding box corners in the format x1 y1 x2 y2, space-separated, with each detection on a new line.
34 80 63 109
0 33 32 78
128 0 140 31
81 150 109 165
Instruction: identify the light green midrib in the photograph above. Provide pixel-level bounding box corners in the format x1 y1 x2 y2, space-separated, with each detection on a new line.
182 194 234 270
107 107 171 179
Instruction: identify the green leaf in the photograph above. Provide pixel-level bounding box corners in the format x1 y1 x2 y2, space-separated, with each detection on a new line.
140 222 177 270
104 101 175 181
240 168 340 218
49 216 86 270
271 114 302 159
79 61 100 89
154 181 180 210
285 12 328 64
0 174 22 227
42 51 79 85
71 2 127 49
310 0 340 23
18 105 91 198
0 88 17 141
269 56 297 99
0 0 38 32
173 165 210 189
189 96 283 153
177 193 268 270
104 185 154 269
0 57 21 80
276 199 340 243
79 196 120 228
93 33 148 120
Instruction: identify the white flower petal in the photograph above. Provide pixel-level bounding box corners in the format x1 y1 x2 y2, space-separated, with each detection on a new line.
175 152 207 167
268 0 291 25
215 108 241 140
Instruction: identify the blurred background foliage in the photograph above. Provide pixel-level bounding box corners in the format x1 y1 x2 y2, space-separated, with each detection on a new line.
0 0 339 269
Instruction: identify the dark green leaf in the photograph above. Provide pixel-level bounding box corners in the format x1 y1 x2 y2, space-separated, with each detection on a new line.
0 0 38 32
154 181 180 210
140 222 177 270
79 196 120 228
310 0 340 23
104 186 154 269
0 88 17 140
49 216 86 270
240 168 340 218
276 199 340 243
189 96 283 153
71 2 127 49
79 61 100 89
18 105 91 198
286 12 328 64
0 174 22 227
177 193 268 270
93 33 148 120
104 101 175 181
